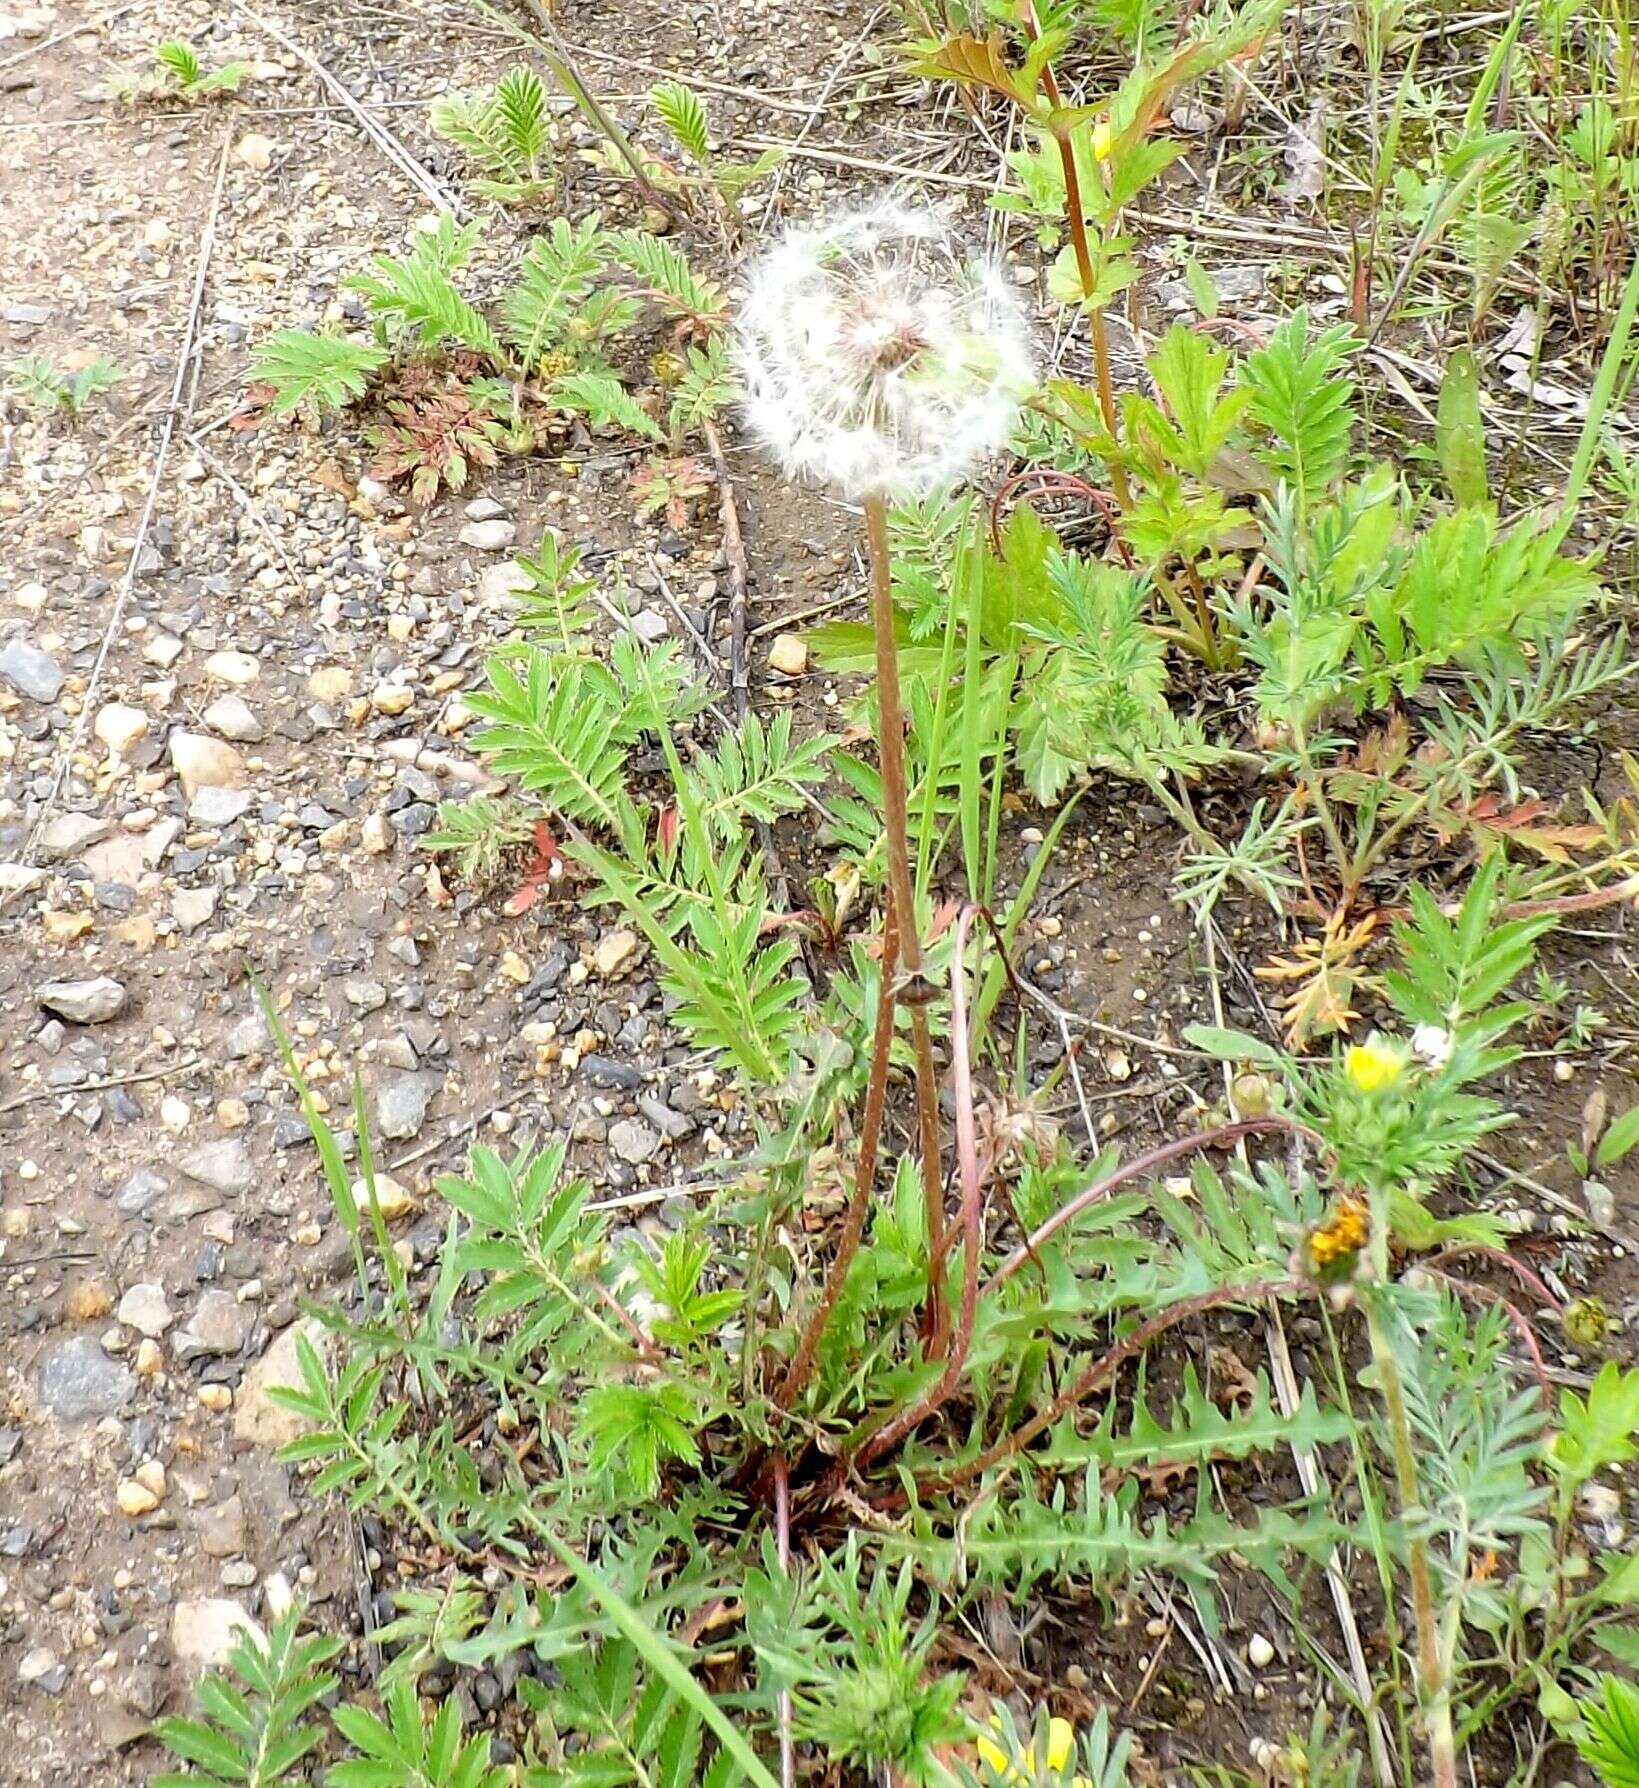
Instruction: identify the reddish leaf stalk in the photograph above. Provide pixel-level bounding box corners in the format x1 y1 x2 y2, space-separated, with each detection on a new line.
1024 19 1131 514
988 468 1132 565
774 1454 796 1788
985 1116 1318 1294
920 1278 1308 1495
773 902 901 1410
853 906 986 1471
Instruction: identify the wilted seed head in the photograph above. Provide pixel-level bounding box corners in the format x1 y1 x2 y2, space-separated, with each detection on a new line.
734 202 1035 501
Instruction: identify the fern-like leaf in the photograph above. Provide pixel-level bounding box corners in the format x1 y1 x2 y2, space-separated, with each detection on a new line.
668 336 739 440
551 370 663 441
155 40 202 85
465 652 631 828
651 80 712 169
503 215 608 372
1240 308 1359 513
611 231 728 328
495 65 550 172
153 1607 341 1788
684 710 831 841
349 222 504 365
1582 1676 1639 1788
331 1676 509 1788
249 330 386 417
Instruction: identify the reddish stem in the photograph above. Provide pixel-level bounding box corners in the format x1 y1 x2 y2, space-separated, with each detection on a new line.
920 1279 1307 1495
774 902 901 1411
852 906 987 1472
988 468 1132 566
985 1116 1319 1294
1422 1245 1564 1314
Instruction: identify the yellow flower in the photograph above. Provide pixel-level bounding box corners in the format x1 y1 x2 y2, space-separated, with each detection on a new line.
1091 120 1114 161
1304 1196 1369 1275
978 1717 1079 1783
1344 1035 1404 1095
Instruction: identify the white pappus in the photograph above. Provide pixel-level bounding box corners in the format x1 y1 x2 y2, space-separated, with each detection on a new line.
733 202 1036 502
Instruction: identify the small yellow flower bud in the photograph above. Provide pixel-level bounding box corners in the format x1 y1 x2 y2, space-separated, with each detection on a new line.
1344 1036 1404 1095
1091 120 1114 161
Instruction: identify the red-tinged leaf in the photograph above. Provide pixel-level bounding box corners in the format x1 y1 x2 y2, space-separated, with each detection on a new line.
504 882 540 917
758 909 820 939
657 806 681 855
529 819 562 870
925 898 962 945
908 32 1031 106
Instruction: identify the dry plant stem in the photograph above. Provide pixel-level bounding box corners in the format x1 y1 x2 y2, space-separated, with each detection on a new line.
1365 1288 1457 1788
921 1279 1306 1496
852 907 986 1471
863 493 950 1348
985 1116 1317 1293
703 417 751 720
773 902 901 1410
773 1456 796 1788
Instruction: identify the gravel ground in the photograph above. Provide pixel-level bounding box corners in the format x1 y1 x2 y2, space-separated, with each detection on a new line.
4 0 1634 1780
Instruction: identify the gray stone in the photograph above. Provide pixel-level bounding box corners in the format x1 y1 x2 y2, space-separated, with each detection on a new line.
115 1287 170 1344
115 1167 167 1215
458 518 517 551
196 1493 247 1559
638 1095 693 1141
18 1645 66 1694
173 887 219 933
38 812 110 861
36 1336 136 1421
177 1138 254 1198
344 979 388 1013
202 693 264 743
610 1119 661 1165
0 638 64 703
189 787 253 827
169 731 247 799
376 1073 435 1140
36 976 127 1024
170 1599 264 1673
173 1290 249 1361
234 1321 322 1448
117 1283 173 1337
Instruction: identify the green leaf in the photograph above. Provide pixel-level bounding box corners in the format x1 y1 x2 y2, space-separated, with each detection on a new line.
1241 308 1359 513
1183 255 1219 319
1581 1676 1639 1788
154 40 202 85
529 1525 784 1788
502 214 608 372
1435 347 1488 508
549 370 663 441
248 331 386 418
651 80 711 169
1596 1107 1639 1169
1549 1362 1639 1489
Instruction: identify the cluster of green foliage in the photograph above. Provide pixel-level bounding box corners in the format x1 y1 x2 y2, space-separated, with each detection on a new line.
171 6 1639 1788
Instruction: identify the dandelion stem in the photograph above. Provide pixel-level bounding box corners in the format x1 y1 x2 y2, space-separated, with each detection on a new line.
864 493 950 1348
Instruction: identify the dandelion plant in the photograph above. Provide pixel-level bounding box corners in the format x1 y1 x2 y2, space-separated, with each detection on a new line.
734 203 1033 1369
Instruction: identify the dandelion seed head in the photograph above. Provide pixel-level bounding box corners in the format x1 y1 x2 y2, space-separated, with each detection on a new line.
734 202 1035 501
